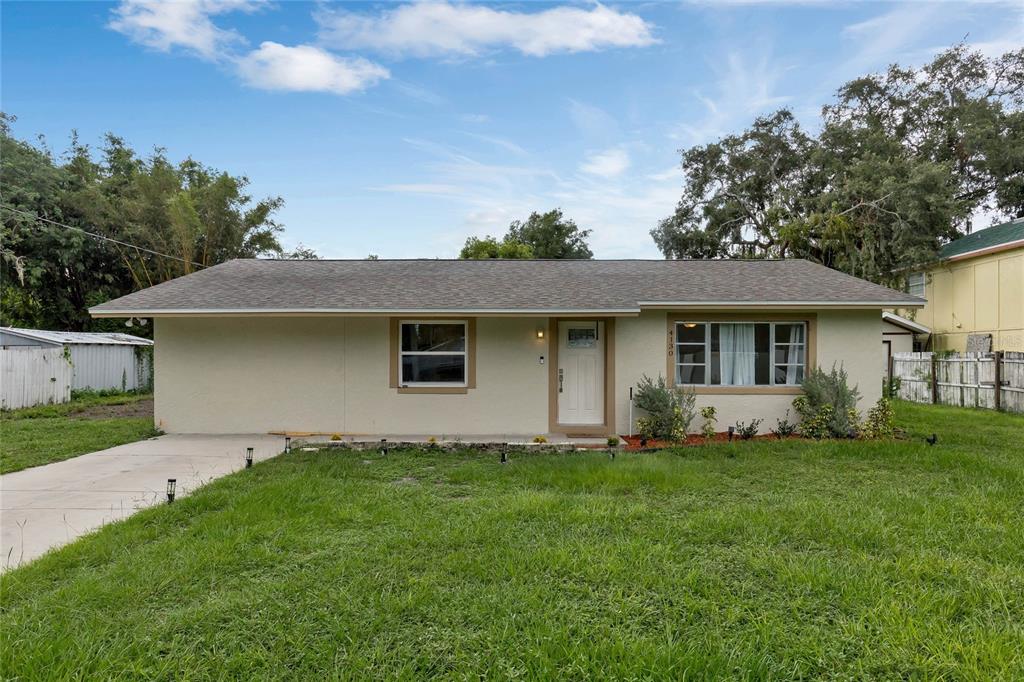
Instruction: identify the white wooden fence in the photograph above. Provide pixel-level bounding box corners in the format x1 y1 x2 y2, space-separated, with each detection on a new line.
891 351 1024 413
0 347 72 410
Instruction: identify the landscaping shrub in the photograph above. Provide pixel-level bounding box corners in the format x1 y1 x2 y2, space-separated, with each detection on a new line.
734 419 762 440
634 374 696 441
860 397 896 439
771 411 797 438
794 365 861 438
700 406 717 440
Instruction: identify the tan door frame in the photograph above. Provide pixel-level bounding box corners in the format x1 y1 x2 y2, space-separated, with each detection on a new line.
547 317 616 436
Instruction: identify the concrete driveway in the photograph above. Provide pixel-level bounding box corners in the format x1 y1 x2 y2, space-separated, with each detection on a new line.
1 435 284 572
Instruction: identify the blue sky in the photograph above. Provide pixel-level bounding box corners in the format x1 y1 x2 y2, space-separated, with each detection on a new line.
2 1 1021 258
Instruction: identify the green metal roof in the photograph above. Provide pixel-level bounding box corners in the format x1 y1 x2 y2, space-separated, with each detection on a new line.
939 219 1024 260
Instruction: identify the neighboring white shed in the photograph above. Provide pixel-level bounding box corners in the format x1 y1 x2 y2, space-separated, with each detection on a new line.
882 312 930 380
0 327 153 392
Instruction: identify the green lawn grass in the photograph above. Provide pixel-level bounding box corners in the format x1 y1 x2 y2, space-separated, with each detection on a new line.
2 401 1022 679
0 392 159 474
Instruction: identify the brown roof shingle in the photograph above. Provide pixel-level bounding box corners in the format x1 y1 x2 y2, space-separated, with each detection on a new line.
89 258 924 315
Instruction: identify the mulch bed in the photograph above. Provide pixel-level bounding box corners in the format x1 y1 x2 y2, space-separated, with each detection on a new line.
621 432 800 451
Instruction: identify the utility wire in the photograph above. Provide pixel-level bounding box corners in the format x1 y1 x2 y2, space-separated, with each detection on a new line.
1 205 206 269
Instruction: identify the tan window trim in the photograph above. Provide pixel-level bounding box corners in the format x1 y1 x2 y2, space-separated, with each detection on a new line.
390 318 476 394
666 313 816 393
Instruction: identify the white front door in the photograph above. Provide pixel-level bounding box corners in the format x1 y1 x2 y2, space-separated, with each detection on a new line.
557 321 605 426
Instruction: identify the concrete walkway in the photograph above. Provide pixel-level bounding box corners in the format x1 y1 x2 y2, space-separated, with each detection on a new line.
0 435 284 572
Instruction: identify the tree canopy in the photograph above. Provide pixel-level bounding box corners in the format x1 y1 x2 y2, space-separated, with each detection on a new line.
652 45 1024 285
1 116 310 331
459 209 592 260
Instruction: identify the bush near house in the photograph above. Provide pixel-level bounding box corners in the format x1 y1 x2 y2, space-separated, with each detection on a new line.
634 374 696 441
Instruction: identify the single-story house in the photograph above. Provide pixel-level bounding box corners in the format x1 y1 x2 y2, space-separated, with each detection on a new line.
0 327 153 392
89 259 924 436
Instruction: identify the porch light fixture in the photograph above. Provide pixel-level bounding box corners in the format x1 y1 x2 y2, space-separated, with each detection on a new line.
284 436 291 453
379 438 389 456
246 447 254 468
166 478 176 504
536 328 545 339
683 322 698 328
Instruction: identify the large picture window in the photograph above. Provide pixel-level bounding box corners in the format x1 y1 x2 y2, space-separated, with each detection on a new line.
674 321 807 387
400 321 467 386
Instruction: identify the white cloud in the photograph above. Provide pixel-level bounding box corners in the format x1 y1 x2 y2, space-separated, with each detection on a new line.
673 50 791 145
317 1 657 58
580 147 631 178
235 42 389 95
109 0 262 60
461 114 490 124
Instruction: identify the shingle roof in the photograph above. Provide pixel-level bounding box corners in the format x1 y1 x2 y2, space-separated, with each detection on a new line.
0 327 153 346
89 258 924 315
939 219 1024 260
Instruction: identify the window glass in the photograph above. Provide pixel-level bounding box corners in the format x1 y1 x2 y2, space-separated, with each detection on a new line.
400 322 467 385
907 273 925 298
402 323 465 352
675 321 806 387
402 355 465 384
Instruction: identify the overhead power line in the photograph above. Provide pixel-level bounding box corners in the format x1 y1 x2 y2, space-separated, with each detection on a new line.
1 205 206 269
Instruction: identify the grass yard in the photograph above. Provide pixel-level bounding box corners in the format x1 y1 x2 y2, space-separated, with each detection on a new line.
2 401 1022 679
0 391 159 474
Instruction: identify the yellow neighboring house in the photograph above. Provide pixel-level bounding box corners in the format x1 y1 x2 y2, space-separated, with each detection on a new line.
900 218 1024 351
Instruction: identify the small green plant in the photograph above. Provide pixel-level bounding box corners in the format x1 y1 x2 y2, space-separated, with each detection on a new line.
633 374 697 441
882 375 902 399
330 433 342 441
860 397 896 439
795 364 862 438
533 435 548 444
700 405 717 440
771 411 797 438
606 436 620 447
734 419 762 440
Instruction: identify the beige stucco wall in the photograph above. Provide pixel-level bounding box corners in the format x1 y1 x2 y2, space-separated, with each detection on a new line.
613 309 883 435
154 317 548 435
899 247 1024 351
155 309 885 436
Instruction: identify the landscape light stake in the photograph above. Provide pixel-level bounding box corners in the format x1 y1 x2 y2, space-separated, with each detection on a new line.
727 426 735 442
285 436 291 454
166 478 176 504
609 449 615 460
501 443 508 464
246 447 254 468
379 438 388 456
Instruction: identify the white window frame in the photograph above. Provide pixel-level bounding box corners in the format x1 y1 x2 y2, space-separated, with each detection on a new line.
907 272 926 298
399 320 469 387
674 321 807 387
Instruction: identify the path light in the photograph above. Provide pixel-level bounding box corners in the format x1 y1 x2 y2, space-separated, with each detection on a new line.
501 443 508 464
284 436 291 453
246 447 254 468
727 426 735 442
609 449 615 460
166 478 176 504
379 438 388 456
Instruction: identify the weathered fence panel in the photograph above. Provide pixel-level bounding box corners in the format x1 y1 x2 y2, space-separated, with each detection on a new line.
0 347 72 409
1002 352 1024 414
892 351 1024 414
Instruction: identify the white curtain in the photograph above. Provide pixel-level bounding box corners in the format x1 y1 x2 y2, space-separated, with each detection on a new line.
785 325 806 385
720 324 756 385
